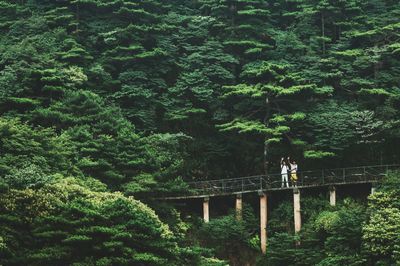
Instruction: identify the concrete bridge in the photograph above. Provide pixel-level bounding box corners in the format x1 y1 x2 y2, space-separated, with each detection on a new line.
164 164 399 254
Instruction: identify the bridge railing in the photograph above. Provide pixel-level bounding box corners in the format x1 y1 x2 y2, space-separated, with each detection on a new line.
187 164 399 196
188 175 269 196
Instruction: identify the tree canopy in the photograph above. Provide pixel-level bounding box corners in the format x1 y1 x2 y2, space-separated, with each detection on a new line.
0 0 399 265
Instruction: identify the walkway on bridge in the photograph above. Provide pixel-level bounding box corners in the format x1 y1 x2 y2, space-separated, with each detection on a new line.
164 164 399 254
165 164 399 199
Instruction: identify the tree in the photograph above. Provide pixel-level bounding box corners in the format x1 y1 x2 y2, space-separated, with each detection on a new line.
0 118 76 179
0 177 197 265
218 60 332 173
363 172 400 265
198 205 258 265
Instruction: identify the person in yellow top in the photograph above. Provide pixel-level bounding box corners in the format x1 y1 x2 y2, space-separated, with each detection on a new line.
289 159 298 187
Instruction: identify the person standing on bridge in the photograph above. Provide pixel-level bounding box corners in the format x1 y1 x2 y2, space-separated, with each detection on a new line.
281 157 289 188
290 159 298 187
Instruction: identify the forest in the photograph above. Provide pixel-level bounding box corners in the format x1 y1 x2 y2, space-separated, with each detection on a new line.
0 0 399 265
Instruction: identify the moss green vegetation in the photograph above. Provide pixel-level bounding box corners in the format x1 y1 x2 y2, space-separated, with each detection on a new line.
0 0 399 265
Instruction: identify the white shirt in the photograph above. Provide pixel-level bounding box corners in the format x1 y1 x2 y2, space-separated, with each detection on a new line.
281 164 288 174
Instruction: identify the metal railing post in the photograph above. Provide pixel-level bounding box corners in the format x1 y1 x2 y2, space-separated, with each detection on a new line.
260 176 263 190
301 172 305 186
241 179 244 192
343 168 346 182
363 166 366 182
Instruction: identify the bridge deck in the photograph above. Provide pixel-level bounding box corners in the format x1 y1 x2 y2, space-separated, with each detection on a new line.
163 164 399 200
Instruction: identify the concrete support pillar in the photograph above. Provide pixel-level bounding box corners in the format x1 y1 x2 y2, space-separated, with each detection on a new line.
235 194 243 220
371 186 376 195
259 192 268 254
329 186 336 206
203 197 209 223
293 188 301 233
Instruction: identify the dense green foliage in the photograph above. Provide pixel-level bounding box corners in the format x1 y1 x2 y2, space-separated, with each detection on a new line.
0 177 190 265
1 0 400 265
197 205 259 265
260 172 400 266
1 0 399 178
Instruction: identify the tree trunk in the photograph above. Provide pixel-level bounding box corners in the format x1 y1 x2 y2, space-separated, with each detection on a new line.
76 2 80 33
229 1 237 28
321 12 326 55
263 97 271 175
264 140 269 175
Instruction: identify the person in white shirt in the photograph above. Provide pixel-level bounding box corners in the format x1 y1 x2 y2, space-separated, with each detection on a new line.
281 157 289 188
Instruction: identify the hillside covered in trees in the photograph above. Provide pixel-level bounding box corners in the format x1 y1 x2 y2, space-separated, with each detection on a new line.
0 0 399 265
